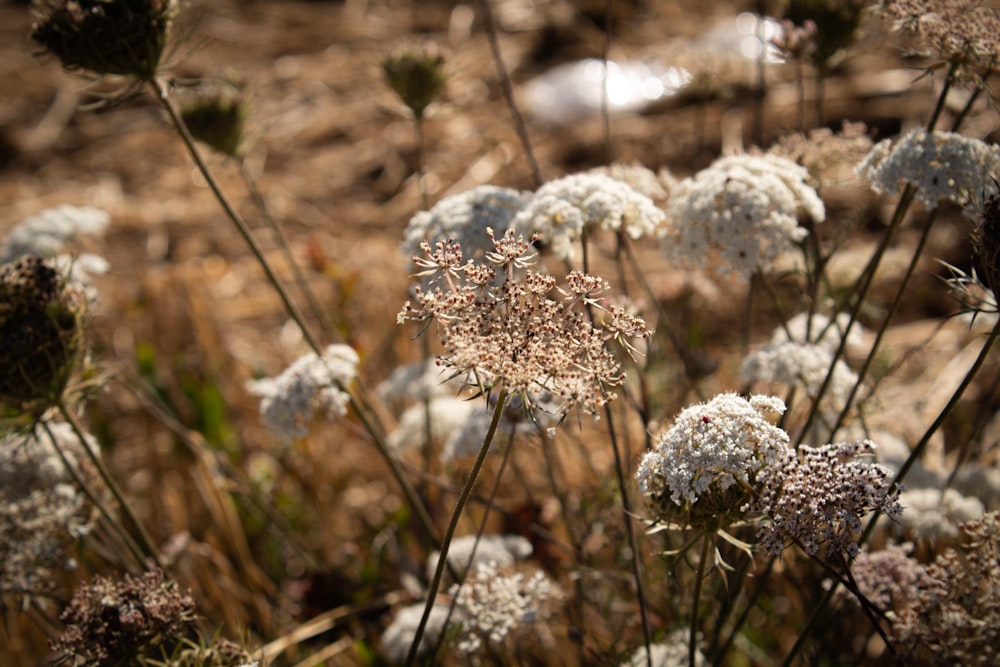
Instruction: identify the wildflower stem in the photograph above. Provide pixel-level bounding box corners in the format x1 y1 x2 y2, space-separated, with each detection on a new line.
405 389 510 666
57 402 163 569
150 78 322 357
689 533 710 667
40 419 147 569
475 0 542 188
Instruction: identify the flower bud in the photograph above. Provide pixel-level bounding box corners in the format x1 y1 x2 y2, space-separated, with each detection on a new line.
179 79 248 158
31 0 178 80
382 43 448 119
0 255 85 410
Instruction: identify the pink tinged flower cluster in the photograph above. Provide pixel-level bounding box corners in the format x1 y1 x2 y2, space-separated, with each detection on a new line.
246 344 359 442
397 229 651 417
752 440 902 558
662 153 824 278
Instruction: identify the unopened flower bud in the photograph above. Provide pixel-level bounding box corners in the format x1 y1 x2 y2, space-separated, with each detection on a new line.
382 43 448 119
179 79 248 158
31 0 178 80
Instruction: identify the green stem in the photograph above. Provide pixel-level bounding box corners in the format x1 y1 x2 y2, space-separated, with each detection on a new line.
405 389 510 666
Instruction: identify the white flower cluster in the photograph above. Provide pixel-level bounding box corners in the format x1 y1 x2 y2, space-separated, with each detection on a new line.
771 311 863 352
893 487 985 543
620 630 707 667
858 128 1000 210
379 602 453 664
636 393 790 527
515 172 666 260
246 344 358 442
450 561 556 655
1 423 100 600
740 340 858 418
402 185 531 263
426 534 533 580
662 153 824 278
1 205 109 262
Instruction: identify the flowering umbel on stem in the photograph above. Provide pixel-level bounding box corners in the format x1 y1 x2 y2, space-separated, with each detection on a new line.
397 228 651 419
0 255 86 412
31 0 178 81
179 79 248 159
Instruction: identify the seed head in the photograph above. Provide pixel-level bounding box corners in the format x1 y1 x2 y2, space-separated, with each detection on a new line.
0 255 86 412
31 0 178 80
974 190 1000 298
382 42 448 119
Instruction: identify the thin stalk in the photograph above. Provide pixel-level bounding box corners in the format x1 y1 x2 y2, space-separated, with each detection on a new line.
239 159 337 341
40 419 145 569
689 534 711 667
150 78 322 356
604 401 653 667
601 0 616 164
405 389 510 666
58 402 163 569
476 0 543 188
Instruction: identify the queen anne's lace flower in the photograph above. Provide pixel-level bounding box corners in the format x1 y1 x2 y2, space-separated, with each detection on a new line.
1 205 109 262
381 603 455 664
620 630 707 667
770 311 863 352
402 185 531 263
858 128 1000 210
514 173 666 260
426 534 533 580
450 562 557 655
753 440 901 558
636 393 791 529
662 153 824 278
740 340 858 418
246 344 358 442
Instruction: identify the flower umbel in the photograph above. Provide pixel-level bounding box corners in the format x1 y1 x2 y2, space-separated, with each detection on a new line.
636 393 791 531
398 229 651 418
246 344 359 443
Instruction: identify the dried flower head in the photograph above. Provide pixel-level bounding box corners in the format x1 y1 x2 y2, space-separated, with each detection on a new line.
145 635 258 667
858 128 1000 211
783 0 866 71
179 78 248 158
382 42 448 119
768 121 874 190
514 172 667 261
834 542 932 612
890 511 1000 666
893 487 984 543
0 255 87 411
771 18 817 61
662 153 824 279
880 0 1000 84
1 422 100 604
449 562 558 656
636 393 791 531
398 229 650 418
245 344 359 443
51 569 198 666
973 190 1000 299
753 440 902 558
31 0 178 80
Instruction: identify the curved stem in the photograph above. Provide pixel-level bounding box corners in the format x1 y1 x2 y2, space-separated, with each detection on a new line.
405 389 510 666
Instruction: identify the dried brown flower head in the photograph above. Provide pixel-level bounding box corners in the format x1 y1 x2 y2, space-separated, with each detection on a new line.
880 0 1000 83
398 229 651 418
31 0 178 80
0 255 86 412
179 79 248 158
974 189 1000 299
51 569 198 666
382 42 448 119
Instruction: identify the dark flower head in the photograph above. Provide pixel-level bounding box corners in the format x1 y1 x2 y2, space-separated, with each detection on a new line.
0 255 85 412
31 0 178 80
975 188 1000 298
382 42 448 119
